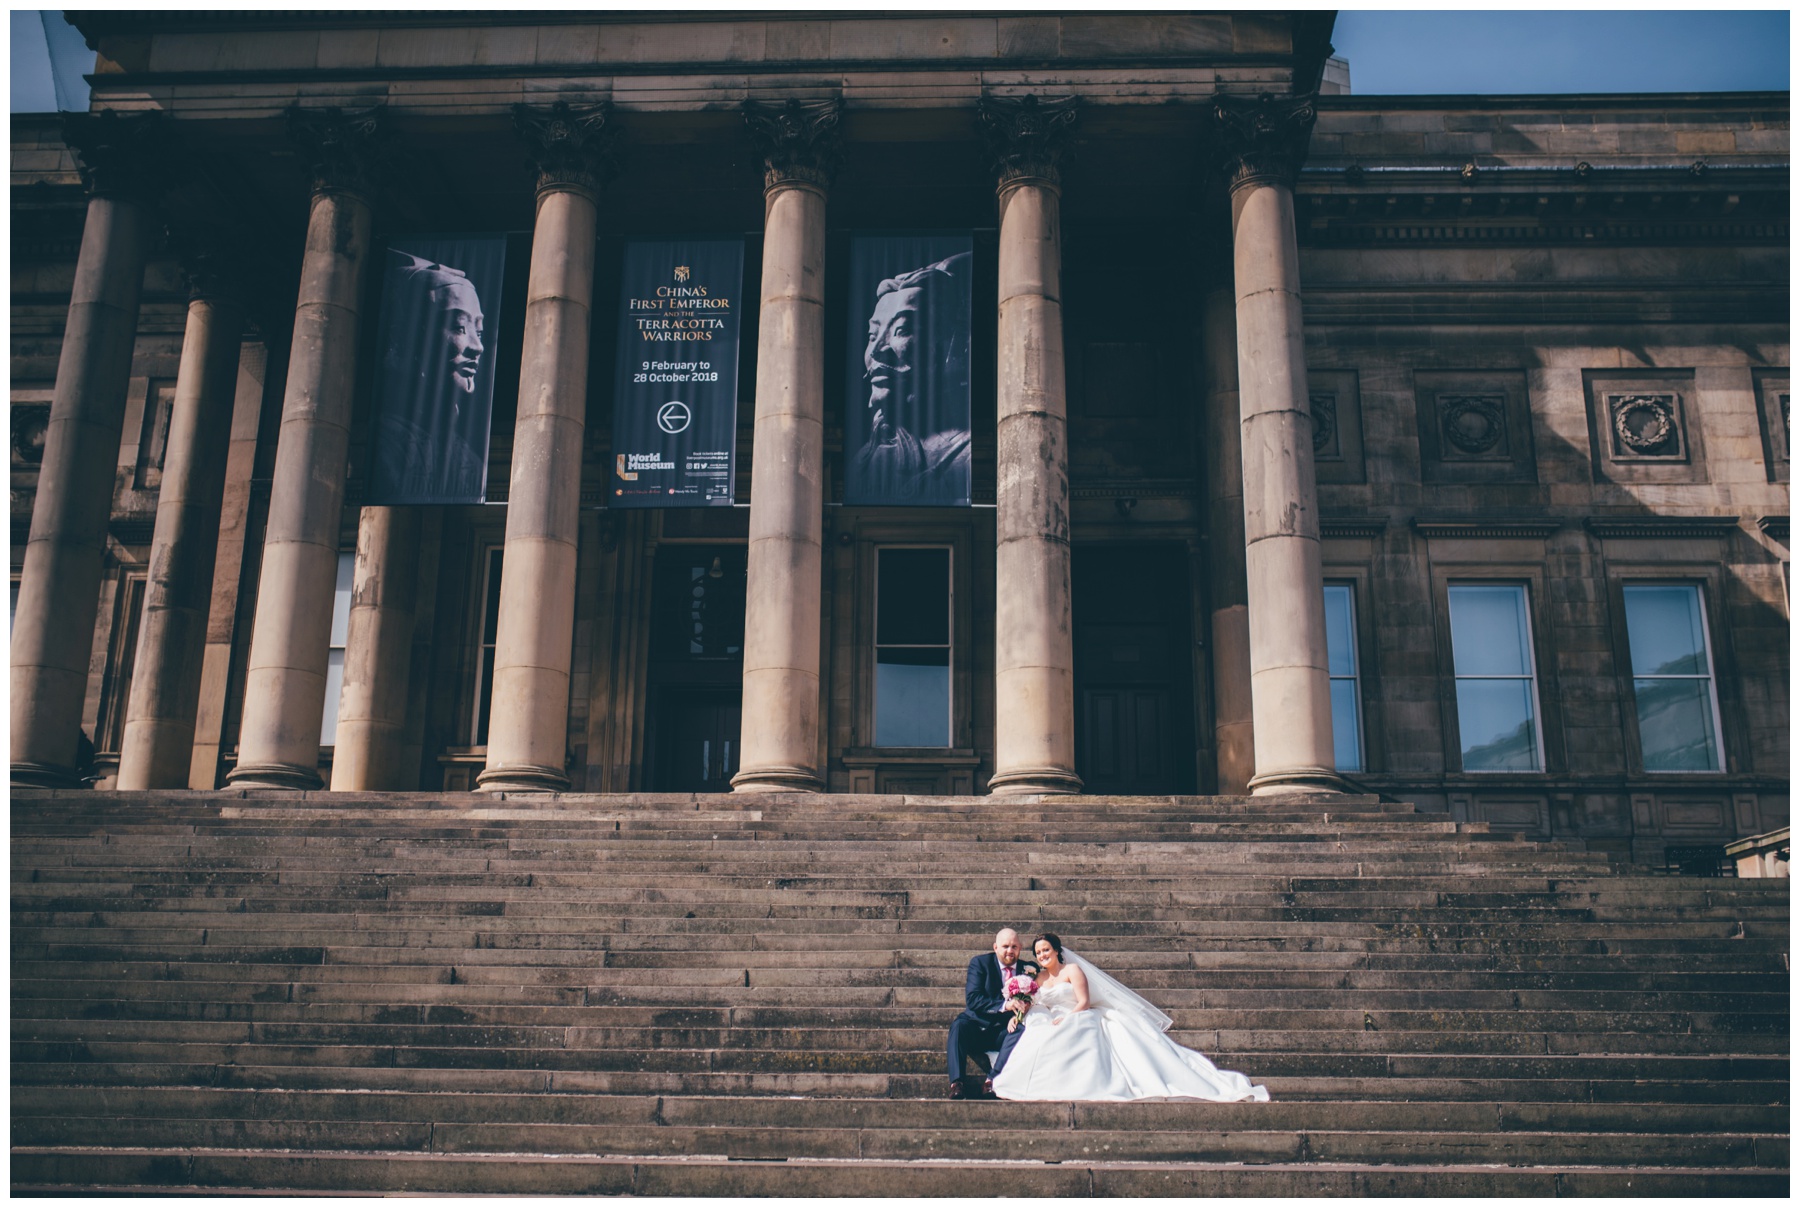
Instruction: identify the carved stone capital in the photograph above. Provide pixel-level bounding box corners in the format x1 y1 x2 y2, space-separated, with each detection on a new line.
182 253 235 305
162 224 239 304
978 94 1078 190
514 101 615 196
286 105 386 198
743 98 842 192
62 110 168 203
1209 93 1318 193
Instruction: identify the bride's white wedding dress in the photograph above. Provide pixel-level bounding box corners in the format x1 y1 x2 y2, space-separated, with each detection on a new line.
990 956 1270 1103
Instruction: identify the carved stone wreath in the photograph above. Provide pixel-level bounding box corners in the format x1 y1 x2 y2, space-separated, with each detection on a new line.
1308 392 1338 457
11 404 49 466
1610 394 1679 456
1438 394 1507 456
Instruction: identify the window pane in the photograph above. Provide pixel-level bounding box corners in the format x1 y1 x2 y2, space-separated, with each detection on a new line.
476 648 497 746
876 647 950 746
1330 679 1363 772
877 548 950 646
1448 585 1531 677
328 553 354 648
651 548 746 659
1623 585 1710 677
1455 678 1540 772
1634 677 1721 771
483 549 504 637
1323 585 1356 677
320 648 345 746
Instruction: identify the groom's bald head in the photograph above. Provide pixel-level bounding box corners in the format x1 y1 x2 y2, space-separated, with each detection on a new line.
994 929 1021 964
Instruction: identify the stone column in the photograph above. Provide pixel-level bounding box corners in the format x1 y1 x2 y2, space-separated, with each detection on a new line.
329 505 423 790
1212 94 1347 795
228 107 382 790
980 95 1083 797
116 243 247 789
1200 234 1255 795
11 112 163 788
731 99 840 794
477 102 611 794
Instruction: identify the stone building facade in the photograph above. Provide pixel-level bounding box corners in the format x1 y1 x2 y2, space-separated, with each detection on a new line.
10 13 1788 860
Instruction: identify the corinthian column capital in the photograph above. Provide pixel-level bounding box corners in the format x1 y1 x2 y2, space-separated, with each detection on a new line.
978 93 1079 191
286 105 387 198
513 100 616 197
166 224 243 305
63 110 169 203
743 98 841 192
1209 92 1318 193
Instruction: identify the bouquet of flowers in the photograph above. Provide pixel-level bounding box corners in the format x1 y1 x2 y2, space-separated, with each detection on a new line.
1002 972 1038 1028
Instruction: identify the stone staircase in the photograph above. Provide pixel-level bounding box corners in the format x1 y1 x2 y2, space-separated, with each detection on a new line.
11 789 1789 1196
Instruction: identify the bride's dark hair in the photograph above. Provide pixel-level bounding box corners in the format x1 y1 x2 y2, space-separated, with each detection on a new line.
1032 932 1064 961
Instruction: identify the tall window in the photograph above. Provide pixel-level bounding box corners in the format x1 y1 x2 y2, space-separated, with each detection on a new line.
1322 583 1363 772
875 547 951 747
320 551 353 747
1447 584 1543 772
474 547 504 745
1622 584 1724 772
97 574 147 754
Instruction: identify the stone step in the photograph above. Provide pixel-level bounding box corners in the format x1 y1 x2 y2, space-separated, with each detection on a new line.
14 912 1783 946
16 1086 1787 1136
14 907 1785 936
11 1114 1782 1170
11 787 1391 808
13 814 1486 833
13 1030 1787 1067
14 874 1756 903
16 961 1786 996
11 977 1783 1014
9 1148 1787 1197
13 998 1785 1038
13 1062 1788 1105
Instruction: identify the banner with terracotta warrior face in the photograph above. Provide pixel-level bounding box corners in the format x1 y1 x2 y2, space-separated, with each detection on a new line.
844 233 974 507
366 236 506 505
609 239 745 508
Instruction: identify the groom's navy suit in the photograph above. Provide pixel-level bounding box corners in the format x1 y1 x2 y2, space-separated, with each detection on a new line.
947 953 1039 1082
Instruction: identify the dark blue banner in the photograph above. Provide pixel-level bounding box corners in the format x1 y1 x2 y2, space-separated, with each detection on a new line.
844 233 974 507
609 239 745 508
367 235 507 505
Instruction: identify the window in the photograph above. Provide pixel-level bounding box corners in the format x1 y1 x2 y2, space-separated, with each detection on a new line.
1322 583 1363 772
874 547 951 747
1447 584 1543 772
319 552 353 746
97 574 146 754
134 378 177 490
1622 585 1724 772
650 547 747 662
473 547 504 744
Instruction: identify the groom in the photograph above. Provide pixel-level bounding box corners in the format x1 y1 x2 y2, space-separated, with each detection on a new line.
946 927 1039 1099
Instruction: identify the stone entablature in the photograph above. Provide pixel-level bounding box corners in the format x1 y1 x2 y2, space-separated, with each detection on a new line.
72 14 1328 120
1304 94 1788 168
83 14 1308 73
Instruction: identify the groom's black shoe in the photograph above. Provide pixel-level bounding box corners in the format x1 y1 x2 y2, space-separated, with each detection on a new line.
981 1077 997 1099
947 1079 969 1100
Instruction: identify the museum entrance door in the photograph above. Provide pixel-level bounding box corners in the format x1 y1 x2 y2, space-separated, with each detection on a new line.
1072 544 1196 796
644 544 746 793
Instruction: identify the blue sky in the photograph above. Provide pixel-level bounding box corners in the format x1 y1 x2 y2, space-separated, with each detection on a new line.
1331 10 1789 94
10 10 1794 113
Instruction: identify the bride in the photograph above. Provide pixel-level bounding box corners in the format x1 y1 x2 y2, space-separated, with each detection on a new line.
990 933 1271 1103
